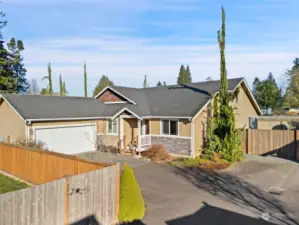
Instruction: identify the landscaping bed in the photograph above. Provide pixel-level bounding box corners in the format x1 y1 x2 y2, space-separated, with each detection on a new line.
170 157 230 171
0 173 28 194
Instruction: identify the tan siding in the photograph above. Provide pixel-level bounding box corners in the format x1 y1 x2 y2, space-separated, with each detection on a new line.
0 100 26 142
257 120 289 130
193 106 208 156
179 119 191 137
232 84 259 129
97 119 106 134
150 119 160 135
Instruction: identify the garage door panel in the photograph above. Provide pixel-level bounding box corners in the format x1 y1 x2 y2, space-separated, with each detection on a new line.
35 125 96 154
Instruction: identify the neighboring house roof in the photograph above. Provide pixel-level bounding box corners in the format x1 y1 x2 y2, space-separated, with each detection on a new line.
0 77 261 122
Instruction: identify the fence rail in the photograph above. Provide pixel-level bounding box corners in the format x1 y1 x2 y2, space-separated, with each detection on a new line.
243 129 299 160
0 142 111 184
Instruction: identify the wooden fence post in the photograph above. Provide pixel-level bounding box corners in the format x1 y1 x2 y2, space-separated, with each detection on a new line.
296 130 299 161
64 176 70 225
115 163 120 224
247 129 251 154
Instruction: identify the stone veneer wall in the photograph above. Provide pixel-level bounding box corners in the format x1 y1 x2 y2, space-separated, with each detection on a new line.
97 135 119 148
151 136 191 156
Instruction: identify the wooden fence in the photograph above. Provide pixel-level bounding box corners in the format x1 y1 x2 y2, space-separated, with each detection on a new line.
0 165 119 225
243 129 299 160
0 142 111 184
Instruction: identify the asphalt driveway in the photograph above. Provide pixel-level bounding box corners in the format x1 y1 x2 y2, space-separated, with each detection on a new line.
77 152 299 225
133 155 299 225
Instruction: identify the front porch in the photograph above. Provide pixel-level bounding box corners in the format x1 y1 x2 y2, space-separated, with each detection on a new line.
119 116 151 153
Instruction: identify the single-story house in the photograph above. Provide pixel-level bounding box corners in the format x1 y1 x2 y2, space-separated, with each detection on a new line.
0 77 262 157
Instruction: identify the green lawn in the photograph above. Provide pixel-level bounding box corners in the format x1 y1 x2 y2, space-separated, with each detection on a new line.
0 173 29 194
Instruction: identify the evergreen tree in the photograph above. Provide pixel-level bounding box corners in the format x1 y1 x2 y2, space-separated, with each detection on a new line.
7 38 29 93
143 75 147 88
253 73 281 110
119 163 145 222
186 65 192 83
252 77 261 93
84 62 87 97
177 65 186 84
62 81 67 96
92 75 114 97
284 58 299 108
42 63 53 95
157 81 162 87
163 81 167 86
40 87 49 95
0 8 17 93
205 7 242 163
0 40 17 93
59 74 63 96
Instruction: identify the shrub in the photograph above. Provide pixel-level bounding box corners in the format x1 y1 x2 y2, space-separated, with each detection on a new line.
14 139 49 151
141 144 172 162
170 157 230 170
97 144 118 154
119 163 145 223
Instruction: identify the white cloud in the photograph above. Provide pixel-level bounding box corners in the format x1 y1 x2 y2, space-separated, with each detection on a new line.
22 35 298 96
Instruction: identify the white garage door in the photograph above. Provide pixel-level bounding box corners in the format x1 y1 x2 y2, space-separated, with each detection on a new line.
34 124 96 154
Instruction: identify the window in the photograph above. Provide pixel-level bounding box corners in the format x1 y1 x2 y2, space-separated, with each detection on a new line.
107 119 117 134
162 120 178 135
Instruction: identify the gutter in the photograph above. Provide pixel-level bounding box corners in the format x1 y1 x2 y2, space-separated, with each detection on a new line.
25 116 111 123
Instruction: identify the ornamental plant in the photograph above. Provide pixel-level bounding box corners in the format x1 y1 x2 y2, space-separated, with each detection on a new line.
119 163 145 223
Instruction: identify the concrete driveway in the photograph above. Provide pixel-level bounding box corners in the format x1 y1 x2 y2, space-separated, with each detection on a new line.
133 155 299 225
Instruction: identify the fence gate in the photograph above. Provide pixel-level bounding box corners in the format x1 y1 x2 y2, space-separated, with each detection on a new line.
245 129 298 160
68 165 118 225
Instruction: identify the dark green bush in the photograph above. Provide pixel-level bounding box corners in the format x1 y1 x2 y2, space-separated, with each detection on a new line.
119 163 145 223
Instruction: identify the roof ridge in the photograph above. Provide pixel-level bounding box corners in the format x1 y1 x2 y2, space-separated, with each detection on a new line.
112 77 244 89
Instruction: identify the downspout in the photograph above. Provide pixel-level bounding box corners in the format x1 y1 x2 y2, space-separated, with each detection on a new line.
25 120 32 143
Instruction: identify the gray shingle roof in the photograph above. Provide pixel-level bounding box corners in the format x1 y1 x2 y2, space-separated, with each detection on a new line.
111 77 244 117
0 94 116 120
0 78 244 121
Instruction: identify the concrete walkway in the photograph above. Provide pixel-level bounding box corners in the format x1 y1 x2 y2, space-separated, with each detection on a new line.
76 151 150 169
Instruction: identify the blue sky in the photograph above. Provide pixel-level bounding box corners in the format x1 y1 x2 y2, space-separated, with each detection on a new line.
3 0 299 96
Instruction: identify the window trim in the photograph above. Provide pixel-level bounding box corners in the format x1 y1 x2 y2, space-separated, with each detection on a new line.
107 119 118 135
160 119 180 136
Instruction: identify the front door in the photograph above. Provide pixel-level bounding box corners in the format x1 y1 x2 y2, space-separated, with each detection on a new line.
123 118 138 148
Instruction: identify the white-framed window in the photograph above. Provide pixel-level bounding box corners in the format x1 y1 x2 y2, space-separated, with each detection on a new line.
107 119 118 135
161 120 178 136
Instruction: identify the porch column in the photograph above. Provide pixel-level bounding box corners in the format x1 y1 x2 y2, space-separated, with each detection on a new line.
120 117 124 149
137 119 142 150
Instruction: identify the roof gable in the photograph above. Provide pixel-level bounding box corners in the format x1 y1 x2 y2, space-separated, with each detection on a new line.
94 86 137 105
